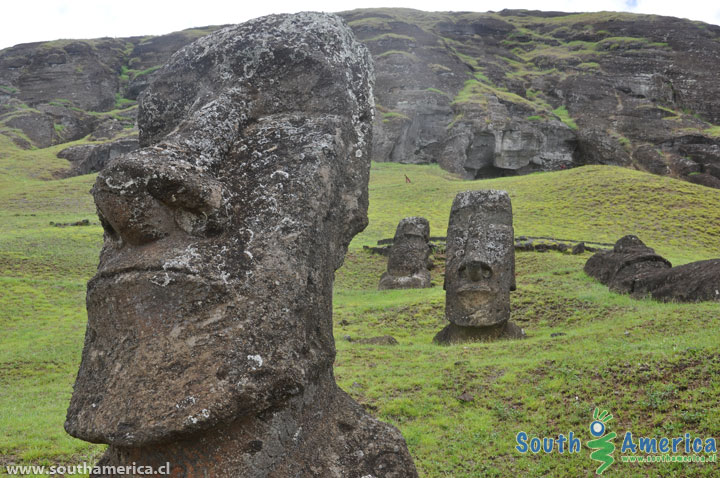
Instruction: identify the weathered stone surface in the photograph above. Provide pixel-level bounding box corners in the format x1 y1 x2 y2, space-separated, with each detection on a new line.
65 12 417 477
633 259 720 302
5 9 720 188
584 235 672 294
378 216 432 290
586 236 720 302
435 190 524 343
338 9 720 186
443 190 515 327
571 242 586 255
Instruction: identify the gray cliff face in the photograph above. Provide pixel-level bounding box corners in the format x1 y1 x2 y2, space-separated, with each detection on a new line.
0 27 224 150
64 12 417 477
437 99 577 177
0 39 123 111
3 8 720 187
340 8 720 184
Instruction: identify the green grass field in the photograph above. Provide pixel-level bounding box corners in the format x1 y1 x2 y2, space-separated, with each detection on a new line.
1 142 720 477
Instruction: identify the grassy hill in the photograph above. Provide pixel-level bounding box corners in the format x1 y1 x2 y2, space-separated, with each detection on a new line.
1 143 720 476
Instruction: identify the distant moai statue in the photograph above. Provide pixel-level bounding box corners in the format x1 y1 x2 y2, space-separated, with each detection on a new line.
434 190 525 343
378 216 432 290
585 235 720 302
64 13 418 478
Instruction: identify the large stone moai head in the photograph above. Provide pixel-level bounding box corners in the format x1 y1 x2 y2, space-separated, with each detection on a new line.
444 190 515 327
378 216 432 289
434 190 523 344
65 13 375 446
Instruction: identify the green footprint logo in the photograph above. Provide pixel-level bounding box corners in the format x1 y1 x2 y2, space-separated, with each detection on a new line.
587 408 616 474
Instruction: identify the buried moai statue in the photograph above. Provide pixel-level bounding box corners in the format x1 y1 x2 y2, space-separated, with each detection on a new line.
585 235 720 302
64 13 418 478
378 216 432 290
584 235 671 294
434 190 525 344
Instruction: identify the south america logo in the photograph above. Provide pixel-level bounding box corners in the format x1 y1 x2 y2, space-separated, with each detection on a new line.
587 408 616 474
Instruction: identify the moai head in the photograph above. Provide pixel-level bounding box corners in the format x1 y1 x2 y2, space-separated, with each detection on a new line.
444 190 515 327
386 216 430 276
65 13 374 447
584 235 671 293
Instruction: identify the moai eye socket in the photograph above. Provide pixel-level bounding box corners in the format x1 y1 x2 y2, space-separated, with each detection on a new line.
590 420 605 437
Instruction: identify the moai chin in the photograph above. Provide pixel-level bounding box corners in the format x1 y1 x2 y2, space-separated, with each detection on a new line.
378 216 432 290
64 13 418 478
434 190 525 344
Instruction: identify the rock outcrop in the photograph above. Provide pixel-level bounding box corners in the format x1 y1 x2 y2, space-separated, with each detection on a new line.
340 9 720 185
434 190 525 343
0 27 224 151
633 259 720 302
378 216 432 289
584 235 672 293
4 8 720 186
64 13 417 478
585 235 720 302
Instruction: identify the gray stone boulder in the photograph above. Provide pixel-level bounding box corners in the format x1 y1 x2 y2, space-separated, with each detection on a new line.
378 216 432 290
434 190 525 343
584 235 672 294
585 235 720 302
634 259 720 302
64 12 417 478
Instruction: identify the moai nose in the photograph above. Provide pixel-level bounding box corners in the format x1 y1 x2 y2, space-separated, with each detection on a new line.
93 159 176 246
94 155 227 246
462 260 493 282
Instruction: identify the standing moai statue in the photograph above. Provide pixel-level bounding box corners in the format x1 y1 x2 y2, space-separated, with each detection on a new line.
434 190 525 344
378 216 432 290
64 13 418 478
